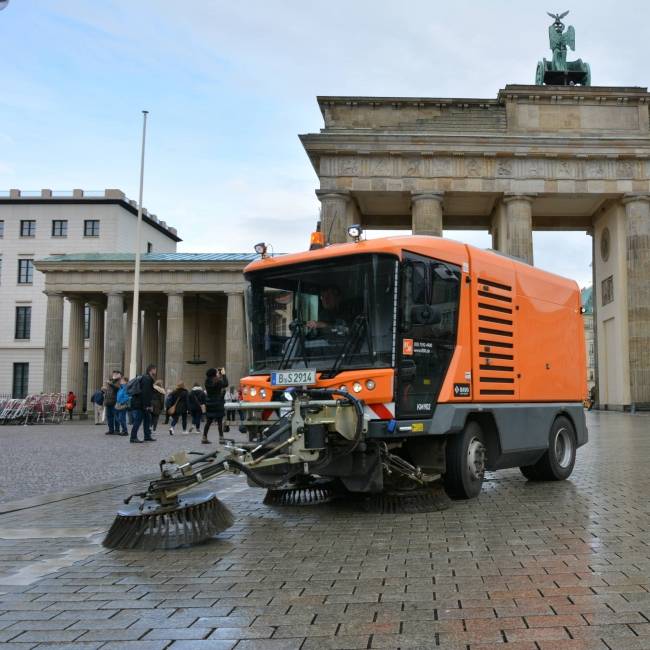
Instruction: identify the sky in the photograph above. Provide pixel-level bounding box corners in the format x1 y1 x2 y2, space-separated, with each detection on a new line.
2 1 648 288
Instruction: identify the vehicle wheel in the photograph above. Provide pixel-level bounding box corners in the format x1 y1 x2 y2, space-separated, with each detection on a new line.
520 416 577 481
444 421 486 500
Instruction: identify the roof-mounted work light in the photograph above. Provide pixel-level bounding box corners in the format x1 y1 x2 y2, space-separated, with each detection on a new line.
254 242 268 258
347 224 363 242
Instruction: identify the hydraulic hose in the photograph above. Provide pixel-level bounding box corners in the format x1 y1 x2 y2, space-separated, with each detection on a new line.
227 458 299 489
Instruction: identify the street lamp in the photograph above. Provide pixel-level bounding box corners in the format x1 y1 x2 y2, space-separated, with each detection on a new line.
129 110 148 380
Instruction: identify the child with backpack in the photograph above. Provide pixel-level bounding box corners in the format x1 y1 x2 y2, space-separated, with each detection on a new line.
114 377 130 436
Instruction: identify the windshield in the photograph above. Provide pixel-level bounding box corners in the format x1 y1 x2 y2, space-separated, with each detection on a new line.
246 254 397 374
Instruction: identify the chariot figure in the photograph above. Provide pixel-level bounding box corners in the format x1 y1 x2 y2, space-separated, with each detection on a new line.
535 11 591 86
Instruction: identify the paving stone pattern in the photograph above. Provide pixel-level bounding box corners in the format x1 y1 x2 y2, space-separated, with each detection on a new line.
1 411 650 649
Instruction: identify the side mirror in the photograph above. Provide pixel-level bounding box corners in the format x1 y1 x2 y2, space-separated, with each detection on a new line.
411 304 441 325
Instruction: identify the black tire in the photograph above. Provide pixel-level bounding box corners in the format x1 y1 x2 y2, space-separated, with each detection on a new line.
444 420 486 500
520 416 577 482
519 464 540 480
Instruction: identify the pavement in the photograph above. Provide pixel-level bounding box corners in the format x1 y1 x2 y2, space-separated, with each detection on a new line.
0 410 649 649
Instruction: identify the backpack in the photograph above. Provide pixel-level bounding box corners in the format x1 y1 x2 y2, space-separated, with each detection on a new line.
116 385 131 410
92 389 104 406
126 375 143 396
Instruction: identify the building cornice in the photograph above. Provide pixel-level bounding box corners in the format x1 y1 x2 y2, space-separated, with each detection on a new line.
0 196 182 242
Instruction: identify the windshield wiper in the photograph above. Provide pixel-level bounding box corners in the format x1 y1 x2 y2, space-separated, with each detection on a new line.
279 319 309 370
320 315 368 379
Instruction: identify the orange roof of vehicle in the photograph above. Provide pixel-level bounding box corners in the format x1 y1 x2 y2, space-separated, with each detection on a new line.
244 235 578 294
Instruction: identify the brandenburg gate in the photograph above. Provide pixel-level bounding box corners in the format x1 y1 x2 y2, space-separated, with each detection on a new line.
300 84 650 410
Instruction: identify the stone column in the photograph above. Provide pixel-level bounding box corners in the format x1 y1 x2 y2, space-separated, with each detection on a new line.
67 296 86 402
622 193 650 407
42 291 64 393
158 313 167 384
165 292 184 387
225 292 247 387
87 300 105 399
104 292 124 378
142 307 159 371
502 193 535 265
411 192 444 237
316 190 352 244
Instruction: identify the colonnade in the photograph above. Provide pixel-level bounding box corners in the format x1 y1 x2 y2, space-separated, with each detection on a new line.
318 189 537 265
41 291 247 411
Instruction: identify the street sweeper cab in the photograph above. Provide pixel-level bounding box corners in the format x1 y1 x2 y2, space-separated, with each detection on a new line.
104 233 588 550
239 233 588 499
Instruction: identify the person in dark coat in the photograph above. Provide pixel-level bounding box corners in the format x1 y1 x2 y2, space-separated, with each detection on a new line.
130 364 157 443
188 383 206 433
203 367 228 444
167 381 190 435
150 380 166 432
103 371 122 435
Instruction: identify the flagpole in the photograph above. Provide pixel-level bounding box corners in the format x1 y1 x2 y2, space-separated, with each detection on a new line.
129 110 148 380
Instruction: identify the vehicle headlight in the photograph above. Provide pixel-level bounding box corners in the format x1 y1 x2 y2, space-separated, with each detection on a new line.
249 387 257 397
260 388 267 399
365 379 376 390
339 385 348 392
352 382 363 393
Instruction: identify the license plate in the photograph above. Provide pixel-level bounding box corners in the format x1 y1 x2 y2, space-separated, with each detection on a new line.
270 370 317 387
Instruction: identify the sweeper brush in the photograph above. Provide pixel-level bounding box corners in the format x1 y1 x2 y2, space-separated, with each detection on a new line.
104 389 452 550
103 490 234 550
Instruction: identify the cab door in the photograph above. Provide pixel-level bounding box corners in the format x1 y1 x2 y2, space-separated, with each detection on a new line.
396 253 461 419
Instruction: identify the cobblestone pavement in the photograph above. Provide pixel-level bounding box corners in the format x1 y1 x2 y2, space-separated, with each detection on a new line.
1 411 650 649
0 418 249 503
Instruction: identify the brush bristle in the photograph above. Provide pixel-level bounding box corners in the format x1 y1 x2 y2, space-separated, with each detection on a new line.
103 491 234 550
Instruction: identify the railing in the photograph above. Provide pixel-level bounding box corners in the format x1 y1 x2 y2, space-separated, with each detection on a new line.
0 394 67 425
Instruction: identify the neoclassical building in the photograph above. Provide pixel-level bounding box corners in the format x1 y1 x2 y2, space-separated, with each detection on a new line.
34 253 255 403
302 84 650 410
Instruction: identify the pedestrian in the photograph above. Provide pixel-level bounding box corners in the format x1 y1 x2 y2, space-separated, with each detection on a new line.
203 367 228 445
150 380 166 432
188 383 206 433
65 391 77 420
224 385 237 429
130 364 157 443
164 388 172 425
90 384 105 425
167 381 190 435
115 377 130 436
103 370 122 435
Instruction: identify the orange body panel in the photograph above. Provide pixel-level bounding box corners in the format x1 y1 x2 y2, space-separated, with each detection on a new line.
242 236 587 410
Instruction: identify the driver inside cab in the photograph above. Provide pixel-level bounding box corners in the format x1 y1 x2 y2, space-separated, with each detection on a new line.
306 286 347 334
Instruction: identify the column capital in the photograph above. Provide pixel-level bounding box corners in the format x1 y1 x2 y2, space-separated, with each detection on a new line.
315 189 351 202
105 290 124 297
67 294 86 305
226 290 245 297
166 290 184 296
503 193 537 204
622 192 650 205
411 191 444 204
43 289 63 297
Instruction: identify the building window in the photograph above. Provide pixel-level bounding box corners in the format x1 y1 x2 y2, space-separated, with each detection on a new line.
84 219 100 237
84 304 90 339
12 363 29 399
20 220 36 237
52 219 68 237
17 259 34 284
0 220 4 237
147 242 153 253
15 306 31 339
